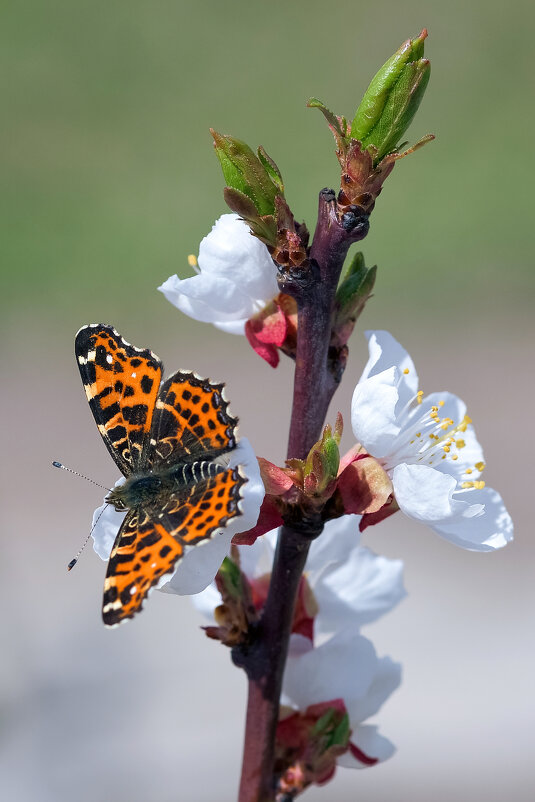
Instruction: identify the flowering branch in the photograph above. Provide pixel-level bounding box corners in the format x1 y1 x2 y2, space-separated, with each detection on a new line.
71 24 517 802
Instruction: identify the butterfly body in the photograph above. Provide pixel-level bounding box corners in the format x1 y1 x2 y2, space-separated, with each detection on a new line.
75 324 246 626
106 457 230 511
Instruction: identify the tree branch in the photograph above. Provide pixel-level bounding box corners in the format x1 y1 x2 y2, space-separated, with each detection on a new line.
237 190 369 801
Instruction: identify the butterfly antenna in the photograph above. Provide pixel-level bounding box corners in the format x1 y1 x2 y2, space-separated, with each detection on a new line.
52 461 111 492
67 504 109 571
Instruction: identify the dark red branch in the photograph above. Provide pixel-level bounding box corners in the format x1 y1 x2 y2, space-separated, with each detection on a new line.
237 190 369 802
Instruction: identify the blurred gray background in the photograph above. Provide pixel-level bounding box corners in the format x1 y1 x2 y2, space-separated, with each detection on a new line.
2 0 534 799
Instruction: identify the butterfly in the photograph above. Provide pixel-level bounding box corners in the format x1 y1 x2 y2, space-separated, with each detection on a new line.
75 324 247 626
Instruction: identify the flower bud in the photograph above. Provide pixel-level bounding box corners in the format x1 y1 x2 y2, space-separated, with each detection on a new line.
351 29 430 163
203 554 258 647
211 129 281 217
303 419 342 498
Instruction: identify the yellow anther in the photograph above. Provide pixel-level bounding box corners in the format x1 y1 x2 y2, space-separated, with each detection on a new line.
440 423 450 430
475 461 485 472
431 406 439 412
465 468 473 474
439 400 445 407
462 480 485 490
456 439 466 449
442 455 447 459
443 446 450 453
417 391 424 404
464 415 472 425
403 368 410 374
416 432 421 438
187 254 198 268
452 455 458 461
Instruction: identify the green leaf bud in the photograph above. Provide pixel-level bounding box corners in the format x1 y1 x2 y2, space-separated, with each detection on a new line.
333 252 377 347
351 29 430 163
303 423 341 498
211 129 281 217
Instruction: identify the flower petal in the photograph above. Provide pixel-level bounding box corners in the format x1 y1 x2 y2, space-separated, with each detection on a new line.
91 497 125 561
282 628 378 712
351 367 404 458
392 463 471 522
339 725 396 768
159 215 278 333
345 655 401 723
160 529 235 596
432 487 513 551
314 543 406 639
361 330 419 405
197 214 278 300
158 274 254 327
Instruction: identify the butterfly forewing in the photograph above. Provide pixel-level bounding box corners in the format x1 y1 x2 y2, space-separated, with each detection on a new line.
148 371 239 468
75 325 162 475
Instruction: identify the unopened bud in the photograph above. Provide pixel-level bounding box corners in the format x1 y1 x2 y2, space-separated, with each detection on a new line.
211 129 282 217
351 29 431 163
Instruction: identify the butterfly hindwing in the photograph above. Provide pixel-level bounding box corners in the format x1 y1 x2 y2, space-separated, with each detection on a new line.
102 508 184 626
76 325 162 475
148 371 239 467
156 466 247 546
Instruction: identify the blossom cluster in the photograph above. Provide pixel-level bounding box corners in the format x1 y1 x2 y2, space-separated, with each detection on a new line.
92 212 513 789
194 519 405 786
159 214 512 553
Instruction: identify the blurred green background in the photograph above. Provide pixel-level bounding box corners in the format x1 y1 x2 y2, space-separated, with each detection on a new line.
2 1 534 801
4 0 533 338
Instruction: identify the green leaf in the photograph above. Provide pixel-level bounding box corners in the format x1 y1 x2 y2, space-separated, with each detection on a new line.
336 254 377 312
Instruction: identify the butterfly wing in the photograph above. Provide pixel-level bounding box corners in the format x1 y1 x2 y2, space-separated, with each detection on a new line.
102 508 183 626
156 466 247 546
75 325 162 476
148 371 239 467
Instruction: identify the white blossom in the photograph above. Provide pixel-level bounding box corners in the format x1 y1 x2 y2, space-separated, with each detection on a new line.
193 515 405 633
351 330 513 551
193 515 404 768
158 214 278 334
282 627 401 768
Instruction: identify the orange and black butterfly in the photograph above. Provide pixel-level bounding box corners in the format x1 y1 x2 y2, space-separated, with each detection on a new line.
75 324 247 626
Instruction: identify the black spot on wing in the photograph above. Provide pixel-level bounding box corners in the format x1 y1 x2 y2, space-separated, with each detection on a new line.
141 375 154 394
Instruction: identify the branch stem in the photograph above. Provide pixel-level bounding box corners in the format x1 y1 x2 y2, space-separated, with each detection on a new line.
237 190 368 801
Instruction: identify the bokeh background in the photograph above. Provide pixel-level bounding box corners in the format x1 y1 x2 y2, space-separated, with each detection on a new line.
2 1 534 799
